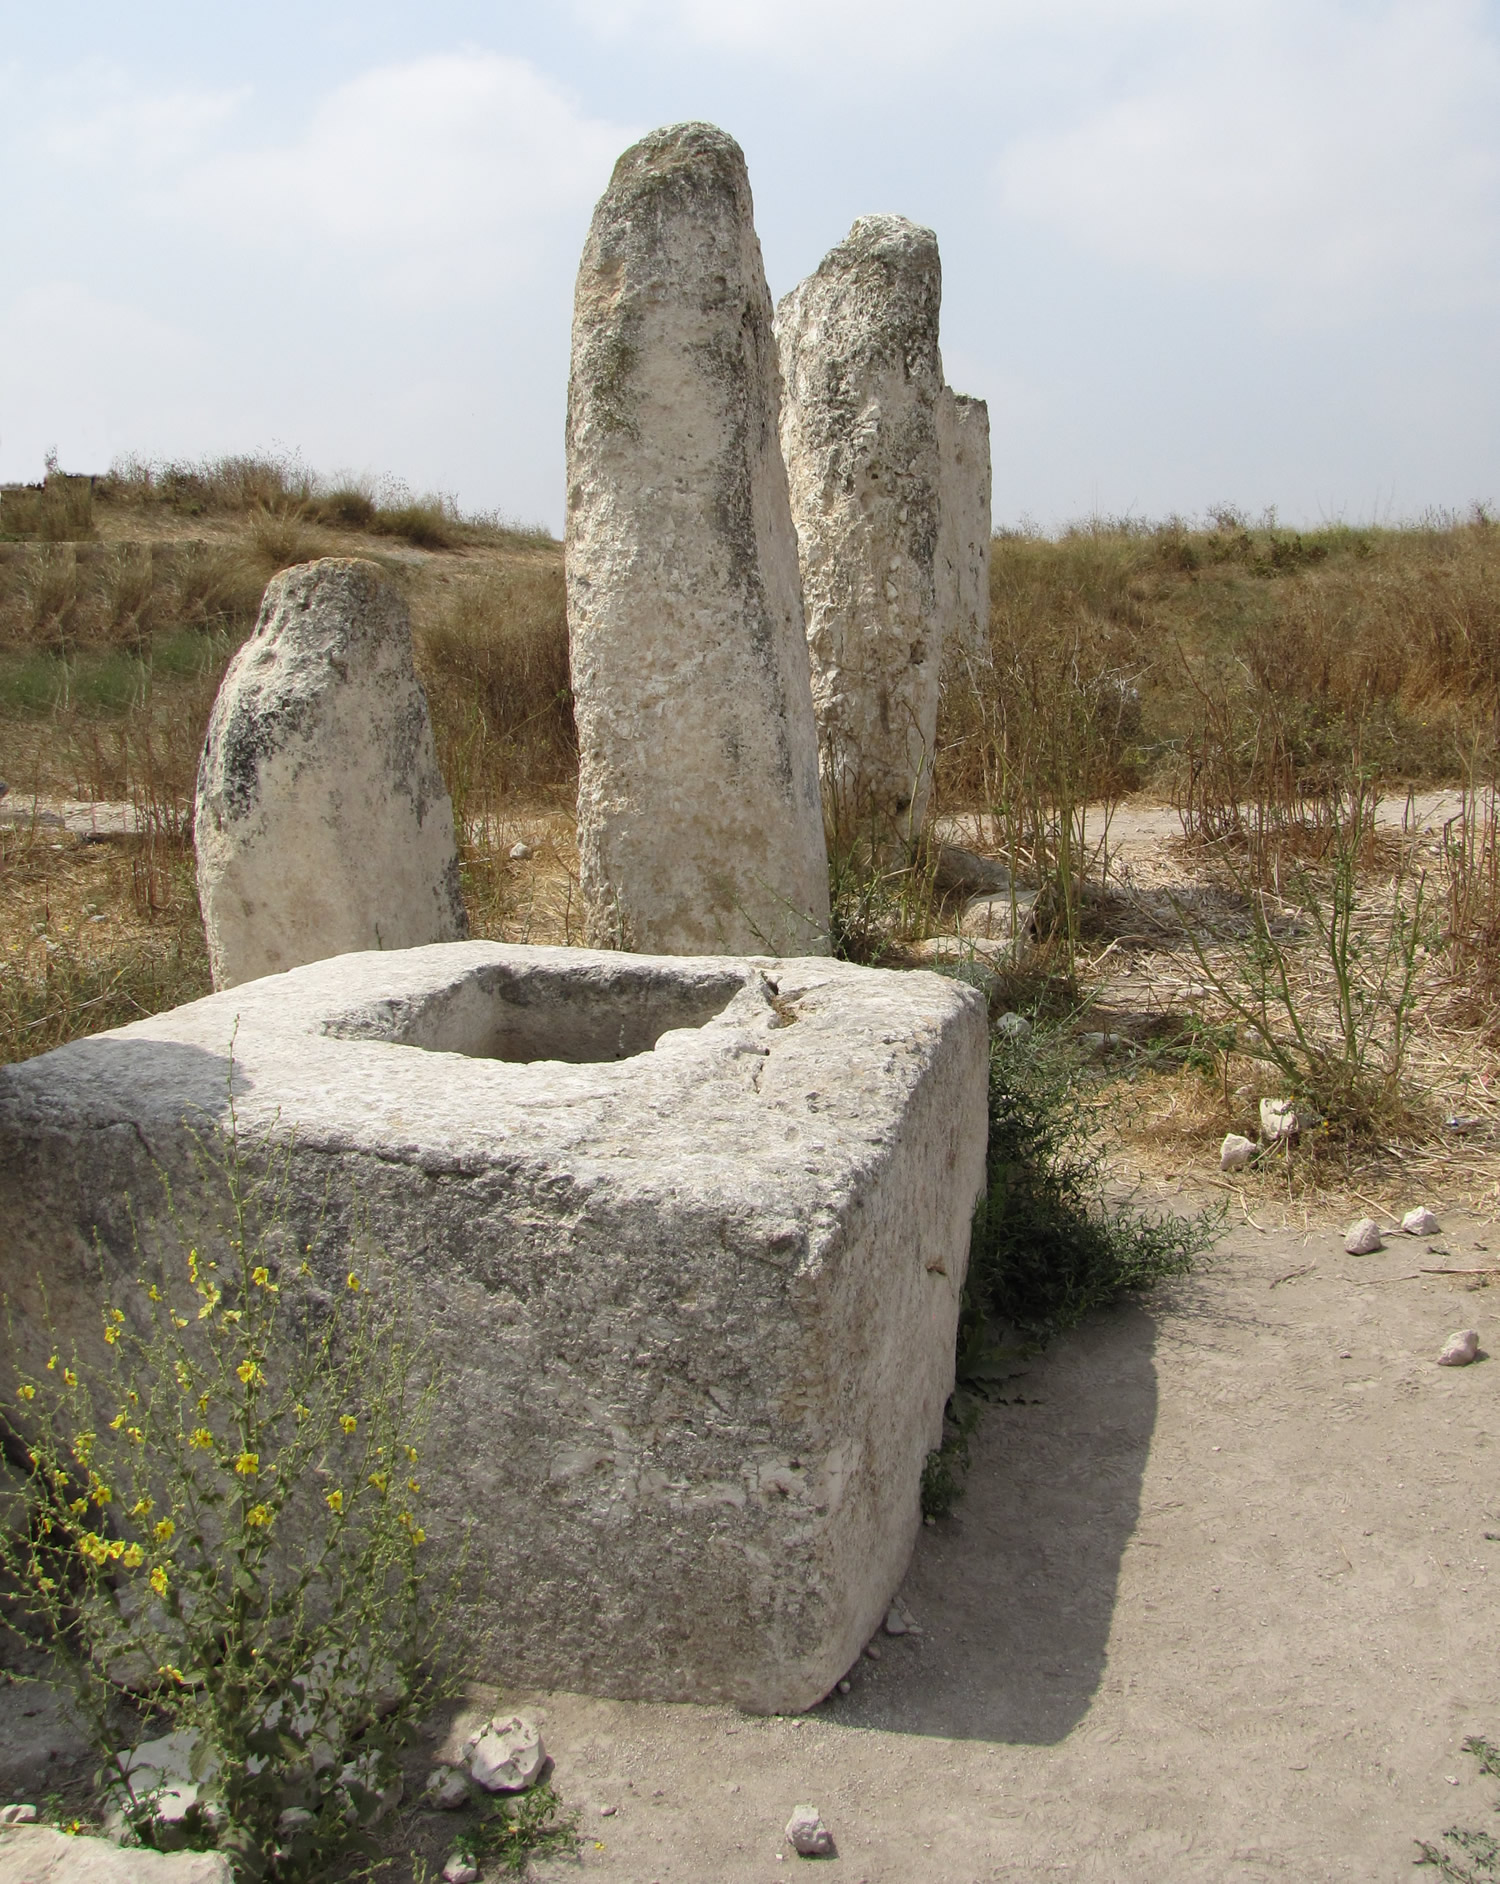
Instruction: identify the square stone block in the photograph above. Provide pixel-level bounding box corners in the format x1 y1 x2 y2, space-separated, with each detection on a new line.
0 943 988 1712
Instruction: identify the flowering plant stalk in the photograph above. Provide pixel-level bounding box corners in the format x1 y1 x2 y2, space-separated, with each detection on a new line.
1 1092 445 1881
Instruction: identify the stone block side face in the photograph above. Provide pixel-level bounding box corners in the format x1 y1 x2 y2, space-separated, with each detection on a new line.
194 557 466 990
0 945 986 1712
937 389 992 664
776 215 946 834
565 122 830 959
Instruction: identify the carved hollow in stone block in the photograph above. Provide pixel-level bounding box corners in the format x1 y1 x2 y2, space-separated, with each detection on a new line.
0 943 988 1712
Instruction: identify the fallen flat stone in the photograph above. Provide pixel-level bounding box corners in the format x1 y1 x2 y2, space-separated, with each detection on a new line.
777 215 946 836
1438 1329 1480 1366
195 558 466 989
0 1826 231 1882
1344 1218 1385 1256
994 1012 1032 1042
1402 1207 1441 1236
1220 1134 1255 1171
785 1804 835 1856
566 122 829 957
931 844 1010 896
0 941 987 1714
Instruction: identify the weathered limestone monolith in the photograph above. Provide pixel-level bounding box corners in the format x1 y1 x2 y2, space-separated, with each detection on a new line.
566 122 830 956
194 558 466 990
937 387 992 662
776 215 946 834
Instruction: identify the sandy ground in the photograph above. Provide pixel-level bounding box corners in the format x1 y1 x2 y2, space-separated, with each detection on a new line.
433 1205 1500 1884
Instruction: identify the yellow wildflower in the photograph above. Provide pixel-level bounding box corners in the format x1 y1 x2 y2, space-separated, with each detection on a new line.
325 1489 344 1514
46 1356 57 1371
294 1403 310 1421
149 1567 169 1597
16 1384 34 1402
63 1369 77 1388
407 1478 420 1494
346 1270 360 1291
153 1517 175 1543
236 1361 265 1387
405 1446 418 1463
340 1415 357 1435
411 1527 426 1546
120 1543 144 1569
69 1499 87 1518
103 1326 119 1346
90 1478 112 1506
109 1413 126 1431
189 1428 214 1451
245 1504 271 1528
148 1284 161 1302
368 1472 388 1494
251 1266 272 1288
234 1452 259 1477
130 1496 153 1519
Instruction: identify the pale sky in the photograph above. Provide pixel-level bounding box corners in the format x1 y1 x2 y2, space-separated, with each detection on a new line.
3 1 1497 531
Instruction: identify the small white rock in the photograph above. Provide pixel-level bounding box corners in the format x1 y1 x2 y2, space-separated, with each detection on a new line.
424 1765 470 1810
785 1804 835 1856
1344 1217 1384 1255
1220 1133 1255 1172
1260 1098 1300 1141
864 1641 881 1660
1402 1207 1441 1236
443 1856 480 1884
469 1715 546 1793
509 841 534 861
883 1604 909 1636
994 1012 1031 1041
1438 1329 1480 1367
0 1805 37 1825
837 1679 852 1694
600 1802 617 1817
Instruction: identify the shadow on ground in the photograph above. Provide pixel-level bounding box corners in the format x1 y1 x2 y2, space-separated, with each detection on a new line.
814 1302 1159 1745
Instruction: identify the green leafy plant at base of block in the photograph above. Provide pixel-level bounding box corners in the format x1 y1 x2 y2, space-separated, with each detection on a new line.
445 1779 580 1876
922 1015 1219 1517
1 1086 452 1881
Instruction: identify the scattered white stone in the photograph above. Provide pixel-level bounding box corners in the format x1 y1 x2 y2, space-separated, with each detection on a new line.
884 1604 909 1635
108 1728 212 1836
864 1641 881 1660
1344 1218 1384 1256
600 1803 618 1817
338 1749 402 1825
1260 1098 1300 1141
994 1011 1032 1041
469 1716 546 1793
567 122 829 955
195 558 466 990
837 1679 852 1694
443 1856 480 1884
1438 1329 1480 1367
424 1765 470 1810
0 1804 37 1824
959 890 1039 945
1220 1133 1255 1172
785 1804 836 1857
276 1807 314 1835
1403 1207 1441 1236
508 841 534 861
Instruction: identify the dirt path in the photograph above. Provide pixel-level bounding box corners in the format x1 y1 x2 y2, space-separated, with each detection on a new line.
471 1208 1500 1883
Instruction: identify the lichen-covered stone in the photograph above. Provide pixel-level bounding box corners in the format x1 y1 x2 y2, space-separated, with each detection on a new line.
0 942 988 1713
776 216 946 833
566 122 829 957
937 389 992 662
194 558 466 990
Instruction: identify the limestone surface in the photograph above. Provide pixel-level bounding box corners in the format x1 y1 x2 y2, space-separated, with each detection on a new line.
194 558 466 990
937 389 992 663
0 1826 231 1881
0 941 988 1714
776 215 946 833
566 122 829 957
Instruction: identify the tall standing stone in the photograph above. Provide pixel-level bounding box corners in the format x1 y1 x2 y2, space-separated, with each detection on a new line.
776 215 946 835
195 557 467 990
937 388 992 663
566 121 830 957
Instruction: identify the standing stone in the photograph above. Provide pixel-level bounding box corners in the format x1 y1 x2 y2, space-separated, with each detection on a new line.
937 389 992 662
566 122 830 957
195 558 466 990
776 215 946 835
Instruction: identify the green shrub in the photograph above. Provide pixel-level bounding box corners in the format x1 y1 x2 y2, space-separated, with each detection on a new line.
1 1100 449 1879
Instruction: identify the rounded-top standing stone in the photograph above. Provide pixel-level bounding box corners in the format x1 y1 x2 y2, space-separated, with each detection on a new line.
937 388 992 663
566 121 830 957
776 215 946 835
195 557 466 990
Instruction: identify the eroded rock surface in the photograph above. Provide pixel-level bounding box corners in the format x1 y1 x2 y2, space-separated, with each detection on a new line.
776 215 946 833
566 122 829 956
194 558 465 990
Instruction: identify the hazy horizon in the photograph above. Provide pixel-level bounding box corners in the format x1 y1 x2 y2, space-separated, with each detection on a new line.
4 2 1497 534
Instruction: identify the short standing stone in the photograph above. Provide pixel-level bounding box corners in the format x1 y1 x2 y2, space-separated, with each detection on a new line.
1344 1218 1384 1255
468 1716 546 1793
936 389 992 662
566 123 829 957
1402 1206 1441 1236
1220 1133 1255 1171
777 215 946 835
1438 1328 1480 1366
785 1804 835 1856
195 558 466 990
